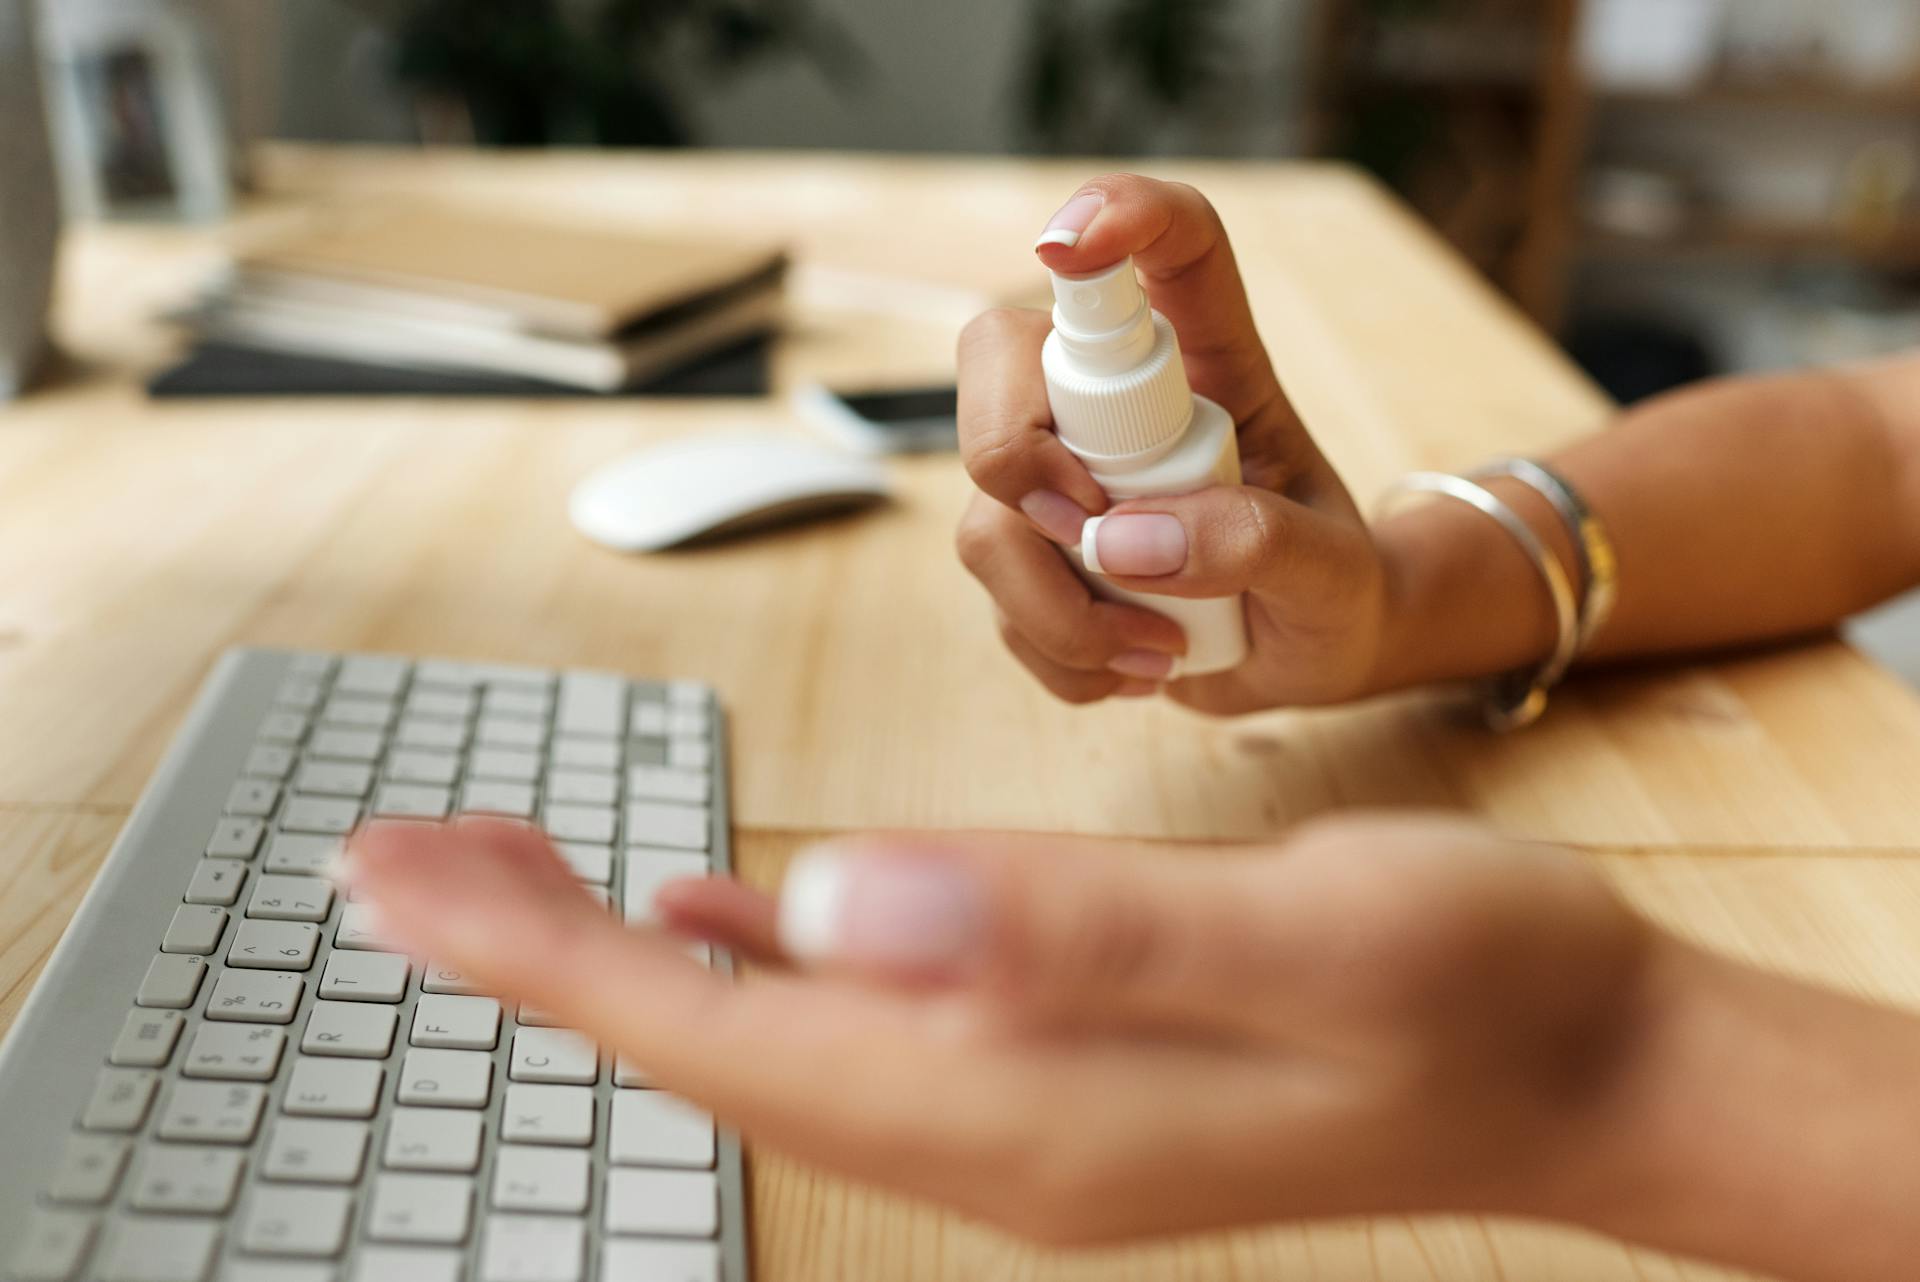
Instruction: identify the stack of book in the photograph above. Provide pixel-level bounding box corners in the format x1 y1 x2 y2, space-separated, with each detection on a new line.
162 205 786 396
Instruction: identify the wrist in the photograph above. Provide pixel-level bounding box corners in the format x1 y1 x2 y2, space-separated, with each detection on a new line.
1362 475 1580 698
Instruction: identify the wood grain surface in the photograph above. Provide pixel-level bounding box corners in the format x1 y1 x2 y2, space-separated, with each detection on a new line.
4 147 1917 1281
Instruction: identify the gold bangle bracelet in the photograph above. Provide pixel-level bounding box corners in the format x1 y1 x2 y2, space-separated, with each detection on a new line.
1377 471 1579 732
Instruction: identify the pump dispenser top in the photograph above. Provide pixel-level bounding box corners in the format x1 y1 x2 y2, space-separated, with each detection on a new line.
1042 257 1196 466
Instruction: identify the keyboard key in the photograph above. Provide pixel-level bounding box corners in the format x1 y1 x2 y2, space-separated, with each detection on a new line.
319 695 394 729
335 655 408 698
351 1247 462 1282
333 903 392 951
293 760 374 798
550 738 620 771
274 677 327 712
136 954 208 1009
459 781 536 817
228 920 321 971
258 711 311 744
243 744 298 780
308 729 383 762
320 950 410 1002
403 689 475 721
383 1108 483 1172
206 817 267 859
303 1000 398 1058
181 1023 286 1080
625 766 709 805
240 1186 353 1257
225 1265 334 1282
162 904 228 955
157 1081 267 1143
46 1134 131 1205
501 1084 594 1147
554 842 612 885
285 653 336 676
395 719 467 752
613 1058 650 1089
108 1008 185 1068
609 1090 715 1168
204 970 304 1024
366 1173 473 1244
630 704 669 737
598 1240 720 1282
421 962 488 995
247 874 335 922
620 851 709 925
279 797 361 836
263 1118 370 1183
624 803 709 851
668 739 712 771
475 715 546 751
96 1217 220 1282
80 1068 160 1131
387 749 460 785
510 1028 597 1084
226 779 281 817
263 832 341 875
557 671 625 736
411 994 501 1049
373 784 451 819
129 1145 245 1212
516 1003 563 1028
603 1168 718 1237
543 805 615 844
185 860 248 906
468 748 541 783
545 770 618 806
9 1211 96 1282
482 688 551 721
482 1215 586 1282
283 1060 384 1119
398 1048 494 1107
492 1146 589 1213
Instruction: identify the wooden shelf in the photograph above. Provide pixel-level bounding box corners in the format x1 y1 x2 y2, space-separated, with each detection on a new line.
1596 79 1920 114
1582 219 1920 267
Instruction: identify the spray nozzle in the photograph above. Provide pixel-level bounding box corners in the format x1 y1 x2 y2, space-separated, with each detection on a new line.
1047 256 1156 374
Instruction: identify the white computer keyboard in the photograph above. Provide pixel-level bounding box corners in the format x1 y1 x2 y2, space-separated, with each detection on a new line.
0 648 747 1282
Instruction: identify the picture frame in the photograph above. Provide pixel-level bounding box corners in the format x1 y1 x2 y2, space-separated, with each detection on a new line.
39 3 229 222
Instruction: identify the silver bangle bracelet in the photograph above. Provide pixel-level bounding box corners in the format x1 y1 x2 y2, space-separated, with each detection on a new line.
1468 457 1618 650
1377 471 1580 731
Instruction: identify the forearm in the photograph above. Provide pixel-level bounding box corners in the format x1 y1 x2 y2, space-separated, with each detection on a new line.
1561 937 1920 1282
1368 355 1920 693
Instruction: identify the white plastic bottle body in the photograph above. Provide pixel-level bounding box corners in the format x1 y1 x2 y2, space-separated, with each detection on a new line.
1067 394 1250 677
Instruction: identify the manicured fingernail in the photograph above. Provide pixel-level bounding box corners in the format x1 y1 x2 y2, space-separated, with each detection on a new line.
1109 649 1174 679
1019 490 1088 545
1082 513 1186 576
1112 677 1159 698
1034 192 1105 250
779 845 988 973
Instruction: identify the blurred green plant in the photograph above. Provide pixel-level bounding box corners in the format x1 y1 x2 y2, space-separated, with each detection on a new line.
346 0 864 146
1021 0 1239 154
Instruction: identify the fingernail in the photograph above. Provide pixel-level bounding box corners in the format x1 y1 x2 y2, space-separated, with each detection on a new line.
1082 513 1186 576
1019 490 1089 545
1112 677 1159 698
1109 649 1174 680
779 845 988 974
1034 191 1105 250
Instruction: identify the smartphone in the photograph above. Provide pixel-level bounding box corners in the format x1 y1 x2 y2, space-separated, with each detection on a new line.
794 382 959 455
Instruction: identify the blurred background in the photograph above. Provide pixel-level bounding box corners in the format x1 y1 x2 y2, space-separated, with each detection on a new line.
16 0 1920 404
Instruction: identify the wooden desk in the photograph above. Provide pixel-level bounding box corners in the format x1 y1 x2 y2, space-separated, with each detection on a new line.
4 146 1918 1281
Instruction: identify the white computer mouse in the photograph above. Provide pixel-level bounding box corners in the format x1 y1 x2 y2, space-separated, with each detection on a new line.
569 430 892 552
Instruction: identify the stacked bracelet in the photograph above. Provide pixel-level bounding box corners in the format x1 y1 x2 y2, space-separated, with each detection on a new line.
1377 463 1617 731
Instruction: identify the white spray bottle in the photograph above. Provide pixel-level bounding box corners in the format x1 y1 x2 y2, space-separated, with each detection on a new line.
1042 257 1249 677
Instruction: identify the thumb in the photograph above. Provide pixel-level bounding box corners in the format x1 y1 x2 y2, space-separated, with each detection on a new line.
1083 484 1374 603
776 831 1263 1034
